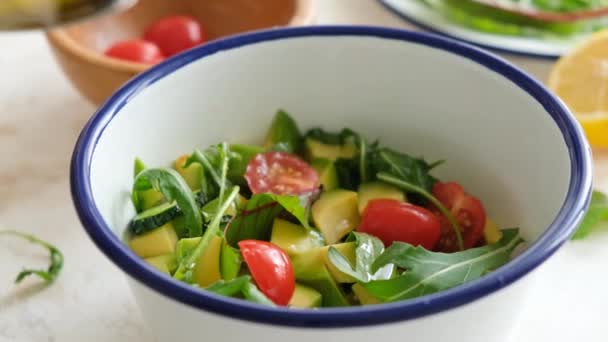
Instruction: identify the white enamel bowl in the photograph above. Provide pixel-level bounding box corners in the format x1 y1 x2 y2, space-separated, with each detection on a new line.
71 26 592 342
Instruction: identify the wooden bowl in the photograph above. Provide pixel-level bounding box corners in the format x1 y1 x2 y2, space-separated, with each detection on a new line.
46 0 314 105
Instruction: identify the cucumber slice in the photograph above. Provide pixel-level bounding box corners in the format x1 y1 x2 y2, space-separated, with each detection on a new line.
130 202 181 235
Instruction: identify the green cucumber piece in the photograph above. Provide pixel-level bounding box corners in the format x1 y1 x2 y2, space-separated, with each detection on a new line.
130 202 181 235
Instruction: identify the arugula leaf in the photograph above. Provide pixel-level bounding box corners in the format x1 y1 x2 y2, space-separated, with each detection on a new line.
265 110 302 153
0 230 64 284
572 190 608 240
370 148 439 193
362 229 523 302
327 232 394 283
206 275 275 306
225 193 310 246
134 168 202 237
377 172 464 251
133 157 146 178
206 275 251 297
173 186 241 282
242 281 277 307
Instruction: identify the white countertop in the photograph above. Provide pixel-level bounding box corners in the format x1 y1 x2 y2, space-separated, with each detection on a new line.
0 1 607 341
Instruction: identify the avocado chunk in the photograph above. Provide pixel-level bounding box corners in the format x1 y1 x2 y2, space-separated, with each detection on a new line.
294 242 356 283
305 138 357 161
312 189 360 244
193 235 223 287
220 239 242 281
264 110 302 153
174 155 205 191
352 283 382 305
289 283 323 308
175 237 201 263
357 182 406 214
228 144 264 184
292 251 350 307
145 253 177 275
129 222 178 258
484 218 502 244
311 158 339 191
270 218 324 255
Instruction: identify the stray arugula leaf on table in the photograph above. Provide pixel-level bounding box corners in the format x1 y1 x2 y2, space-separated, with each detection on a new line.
572 190 608 240
0 230 64 284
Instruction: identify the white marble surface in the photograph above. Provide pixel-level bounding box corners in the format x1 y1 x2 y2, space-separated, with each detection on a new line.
0 1 607 341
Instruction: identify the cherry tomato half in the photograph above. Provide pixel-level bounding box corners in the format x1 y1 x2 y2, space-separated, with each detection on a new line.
245 152 320 195
358 199 441 249
238 240 295 306
431 182 487 252
143 15 206 57
104 39 165 64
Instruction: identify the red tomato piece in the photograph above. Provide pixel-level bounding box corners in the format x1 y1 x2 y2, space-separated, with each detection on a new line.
245 152 320 195
238 240 295 306
431 182 487 252
104 39 165 64
143 15 206 57
358 199 441 249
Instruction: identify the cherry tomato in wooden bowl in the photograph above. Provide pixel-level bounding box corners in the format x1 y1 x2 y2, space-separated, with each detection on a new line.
104 39 165 64
143 15 206 57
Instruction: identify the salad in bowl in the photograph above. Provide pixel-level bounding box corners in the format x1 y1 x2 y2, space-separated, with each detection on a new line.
126 110 524 308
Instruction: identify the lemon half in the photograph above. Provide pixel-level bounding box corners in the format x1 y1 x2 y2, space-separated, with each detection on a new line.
549 30 608 148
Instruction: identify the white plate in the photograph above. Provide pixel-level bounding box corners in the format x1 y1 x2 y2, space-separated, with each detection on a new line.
379 0 588 58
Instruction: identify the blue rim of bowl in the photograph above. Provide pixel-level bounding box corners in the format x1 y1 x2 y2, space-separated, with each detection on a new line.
377 0 561 59
71 25 592 328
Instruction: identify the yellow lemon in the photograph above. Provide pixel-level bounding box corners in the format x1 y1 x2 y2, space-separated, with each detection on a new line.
548 30 608 148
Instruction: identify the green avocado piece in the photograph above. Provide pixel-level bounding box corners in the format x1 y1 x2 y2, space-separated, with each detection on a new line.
304 138 357 161
145 253 177 275
311 189 360 244
289 283 322 308
357 181 407 214
174 155 205 191
220 239 242 281
311 158 339 191
228 144 264 184
264 110 302 153
175 237 201 263
129 222 178 258
292 249 350 307
270 218 324 255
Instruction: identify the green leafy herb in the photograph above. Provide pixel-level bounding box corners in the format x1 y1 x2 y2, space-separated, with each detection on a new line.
133 157 146 178
242 281 276 307
265 110 303 153
173 186 241 282
225 193 310 246
370 148 439 193
362 229 523 302
133 168 202 237
378 172 464 251
328 232 394 283
207 275 252 297
572 190 608 240
0 230 64 284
